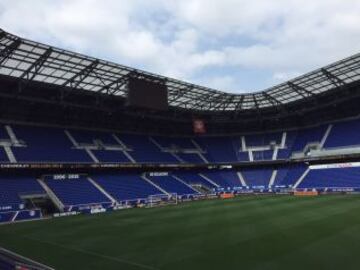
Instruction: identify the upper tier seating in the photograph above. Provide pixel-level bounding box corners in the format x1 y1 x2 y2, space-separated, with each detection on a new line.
0 176 45 209
45 176 110 206
93 174 162 202
0 147 9 162
245 132 282 147
325 119 360 148
196 137 240 163
69 130 118 145
237 152 250 161
153 136 196 149
12 125 92 163
92 150 131 163
241 169 273 188
252 150 273 161
0 125 9 140
277 131 297 159
177 153 204 163
2 116 360 164
277 148 292 159
299 167 360 188
147 175 198 195
202 170 242 188
119 134 178 163
291 125 327 152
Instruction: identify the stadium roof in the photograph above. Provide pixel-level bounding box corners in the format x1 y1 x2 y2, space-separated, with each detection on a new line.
1 28 360 112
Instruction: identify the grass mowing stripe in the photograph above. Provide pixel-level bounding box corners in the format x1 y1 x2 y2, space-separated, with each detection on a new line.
21 235 160 270
2 195 360 270
159 196 360 269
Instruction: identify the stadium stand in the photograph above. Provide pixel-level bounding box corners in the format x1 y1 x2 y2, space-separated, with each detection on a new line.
324 119 360 148
0 126 10 140
69 129 118 145
252 150 274 161
245 132 282 147
92 174 163 203
241 168 273 188
1 119 360 165
0 176 45 211
1 28 360 225
0 148 9 162
92 150 132 163
291 125 327 153
174 171 218 189
299 166 360 188
153 136 196 149
195 137 240 163
272 165 307 188
147 174 199 196
119 134 178 163
11 125 92 163
44 175 111 207
176 152 204 163
202 170 243 189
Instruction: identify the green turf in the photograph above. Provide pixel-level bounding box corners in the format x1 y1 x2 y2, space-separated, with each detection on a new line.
1 195 360 270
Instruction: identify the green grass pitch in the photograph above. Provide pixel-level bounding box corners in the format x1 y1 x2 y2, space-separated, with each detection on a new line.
1 195 360 270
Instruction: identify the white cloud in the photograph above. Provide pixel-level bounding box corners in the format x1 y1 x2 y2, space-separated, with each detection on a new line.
0 0 359 93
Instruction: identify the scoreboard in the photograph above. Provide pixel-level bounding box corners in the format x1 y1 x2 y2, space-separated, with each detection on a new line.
127 74 168 110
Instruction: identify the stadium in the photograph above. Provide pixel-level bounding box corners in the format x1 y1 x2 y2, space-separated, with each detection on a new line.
1 11 360 270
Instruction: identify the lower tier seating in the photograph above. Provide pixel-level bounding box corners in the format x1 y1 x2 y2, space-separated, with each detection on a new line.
202 171 242 188
3 164 360 214
299 167 360 188
174 172 217 189
45 176 110 206
0 176 45 209
93 174 163 202
242 169 273 188
147 175 198 195
273 165 307 188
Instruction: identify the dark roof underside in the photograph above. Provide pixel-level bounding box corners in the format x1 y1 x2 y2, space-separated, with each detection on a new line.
1 28 360 112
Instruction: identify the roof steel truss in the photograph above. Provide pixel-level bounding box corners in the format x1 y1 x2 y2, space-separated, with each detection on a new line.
0 28 360 112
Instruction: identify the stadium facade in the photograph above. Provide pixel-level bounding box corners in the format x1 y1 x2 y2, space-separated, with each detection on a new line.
1 27 360 231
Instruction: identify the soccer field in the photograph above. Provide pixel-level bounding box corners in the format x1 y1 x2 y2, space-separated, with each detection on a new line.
1 195 360 270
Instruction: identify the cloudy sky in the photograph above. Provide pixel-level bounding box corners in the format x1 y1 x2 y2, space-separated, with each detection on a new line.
0 0 360 93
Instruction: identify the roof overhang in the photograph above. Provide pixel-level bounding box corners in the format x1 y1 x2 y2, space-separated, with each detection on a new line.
1 28 360 112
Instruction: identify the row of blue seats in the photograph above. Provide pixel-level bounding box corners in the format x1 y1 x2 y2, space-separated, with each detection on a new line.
2 165 360 210
44 175 110 206
45 174 199 207
0 177 45 211
1 117 360 163
300 166 360 188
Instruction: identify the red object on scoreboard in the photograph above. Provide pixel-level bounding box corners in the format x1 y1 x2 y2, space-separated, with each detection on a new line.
193 119 206 134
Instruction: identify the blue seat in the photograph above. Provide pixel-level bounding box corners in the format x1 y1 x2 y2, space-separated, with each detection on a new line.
93 174 163 202
147 175 198 195
12 125 92 163
242 169 273 188
174 172 217 189
45 176 110 206
202 170 242 188
273 165 307 187
300 167 360 188
0 176 45 209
